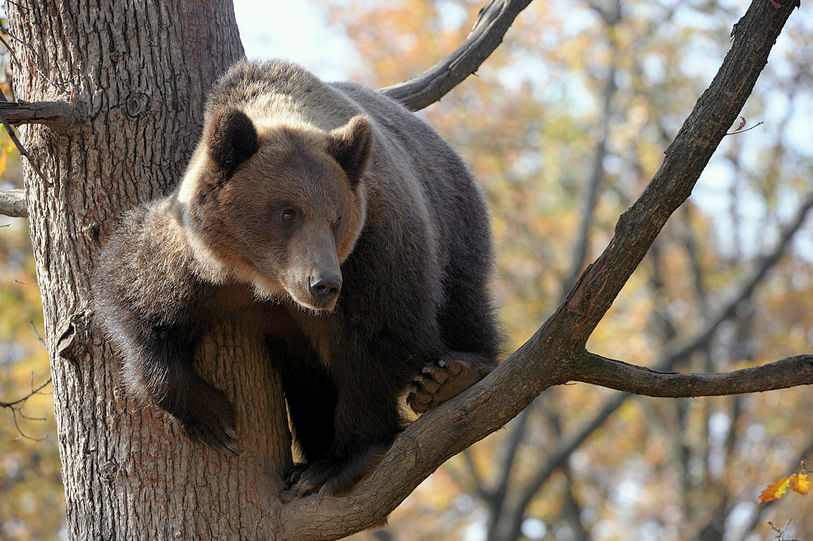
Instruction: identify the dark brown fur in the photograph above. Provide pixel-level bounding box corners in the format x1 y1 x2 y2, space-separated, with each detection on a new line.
93 60 500 496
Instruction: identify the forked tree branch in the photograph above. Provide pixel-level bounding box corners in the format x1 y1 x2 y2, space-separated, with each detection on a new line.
0 377 52 408
281 0 804 538
499 189 813 535
380 0 533 111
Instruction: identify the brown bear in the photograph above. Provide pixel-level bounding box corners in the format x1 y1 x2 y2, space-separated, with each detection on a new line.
93 59 500 496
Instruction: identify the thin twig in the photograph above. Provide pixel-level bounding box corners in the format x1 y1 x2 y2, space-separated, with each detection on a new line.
725 120 764 136
11 408 47 441
29 320 46 348
0 318 53 440
0 33 23 73
0 377 52 408
2 375 52 441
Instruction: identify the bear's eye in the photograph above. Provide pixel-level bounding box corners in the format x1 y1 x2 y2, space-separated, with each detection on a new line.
281 209 297 223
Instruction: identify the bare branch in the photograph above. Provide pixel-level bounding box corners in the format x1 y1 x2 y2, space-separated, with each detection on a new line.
0 188 26 217
29 320 46 349
0 377 52 408
0 100 77 127
572 352 813 397
1 376 52 441
379 0 533 111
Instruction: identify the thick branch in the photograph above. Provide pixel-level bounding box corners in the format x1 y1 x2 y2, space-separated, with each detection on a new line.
499 191 813 532
379 0 533 111
573 352 813 397
279 1 800 538
0 188 27 217
0 100 76 127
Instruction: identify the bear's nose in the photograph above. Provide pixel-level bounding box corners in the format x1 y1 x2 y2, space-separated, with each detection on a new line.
308 273 342 307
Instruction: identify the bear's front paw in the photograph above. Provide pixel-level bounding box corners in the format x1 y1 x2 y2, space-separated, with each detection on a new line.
181 382 242 456
407 357 489 414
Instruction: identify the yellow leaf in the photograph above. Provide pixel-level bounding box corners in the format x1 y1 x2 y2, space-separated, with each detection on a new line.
789 473 810 495
0 148 7 177
759 477 790 503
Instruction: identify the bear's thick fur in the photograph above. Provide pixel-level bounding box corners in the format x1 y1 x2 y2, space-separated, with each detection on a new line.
93 60 500 495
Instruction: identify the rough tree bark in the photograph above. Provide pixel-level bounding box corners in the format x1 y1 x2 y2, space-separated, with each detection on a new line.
3 0 809 540
7 1 292 538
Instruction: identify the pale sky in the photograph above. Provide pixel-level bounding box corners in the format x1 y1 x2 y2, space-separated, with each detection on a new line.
232 1 359 81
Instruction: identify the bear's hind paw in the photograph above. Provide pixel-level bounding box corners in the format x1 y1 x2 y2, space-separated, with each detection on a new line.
407 357 489 414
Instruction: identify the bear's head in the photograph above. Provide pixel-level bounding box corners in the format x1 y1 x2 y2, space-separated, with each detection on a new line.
179 108 373 312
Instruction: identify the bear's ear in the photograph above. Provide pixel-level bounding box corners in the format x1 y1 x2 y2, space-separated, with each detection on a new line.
327 115 373 187
208 108 259 179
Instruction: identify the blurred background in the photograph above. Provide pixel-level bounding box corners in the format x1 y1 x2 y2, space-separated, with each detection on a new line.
1 0 811 539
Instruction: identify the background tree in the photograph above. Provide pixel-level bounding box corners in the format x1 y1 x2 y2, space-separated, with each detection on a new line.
0 0 810 539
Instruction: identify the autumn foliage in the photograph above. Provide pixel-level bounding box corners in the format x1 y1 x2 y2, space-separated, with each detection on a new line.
0 0 811 539
760 471 810 504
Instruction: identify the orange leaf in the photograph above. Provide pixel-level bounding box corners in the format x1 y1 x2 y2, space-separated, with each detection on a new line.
736 117 746 131
789 473 810 495
760 477 790 503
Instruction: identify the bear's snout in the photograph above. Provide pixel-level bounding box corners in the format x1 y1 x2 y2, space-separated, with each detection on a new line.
307 272 342 309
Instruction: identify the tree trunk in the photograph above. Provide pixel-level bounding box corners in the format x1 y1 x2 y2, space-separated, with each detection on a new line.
8 1 292 538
